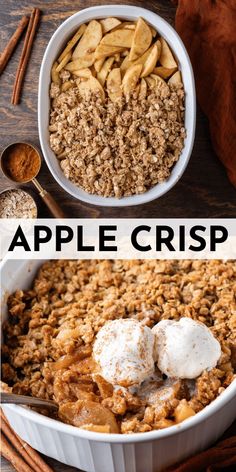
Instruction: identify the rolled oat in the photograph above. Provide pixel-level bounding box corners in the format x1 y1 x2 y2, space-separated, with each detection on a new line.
49 82 185 198
0 189 37 218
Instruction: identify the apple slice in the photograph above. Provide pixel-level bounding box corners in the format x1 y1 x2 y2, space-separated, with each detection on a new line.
107 68 122 102
168 70 182 85
100 17 121 33
72 20 102 59
122 63 142 98
141 42 161 77
129 17 152 61
159 38 177 68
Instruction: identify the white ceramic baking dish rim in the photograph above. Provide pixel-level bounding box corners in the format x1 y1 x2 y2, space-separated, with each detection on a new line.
3 379 236 443
38 4 196 207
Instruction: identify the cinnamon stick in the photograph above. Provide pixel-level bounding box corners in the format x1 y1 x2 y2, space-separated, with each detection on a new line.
0 432 34 472
1 413 42 472
17 431 54 472
11 8 41 105
0 410 54 472
0 15 29 75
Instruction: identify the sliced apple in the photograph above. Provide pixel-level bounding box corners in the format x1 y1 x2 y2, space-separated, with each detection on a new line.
100 29 134 48
95 44 126 60
77 76 105 101
90 65 97 77
139 78 147 100
72 20 102 59
145 76 156 89
65 54 95 71
114 52 120 62
72 68 92 78
159 38 177 68
120 44 150 73
141 42 161 77
124 24 135 30
100 17 121 33
58 24 86 62
51 62 61 84
150 73 167 85
94 58 105 73
149 73 170 93
97 56 115 86
111 21 136 32
107 68 122 102
168 70 182 85
120 54 131 73
61 81 73 92
153 66 177 79
56 52 72 72
129 17 152 61
150 25 157 37
122 63 142 98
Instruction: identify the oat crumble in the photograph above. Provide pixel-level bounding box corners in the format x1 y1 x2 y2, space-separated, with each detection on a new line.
2 260 235 434
49 81 185 198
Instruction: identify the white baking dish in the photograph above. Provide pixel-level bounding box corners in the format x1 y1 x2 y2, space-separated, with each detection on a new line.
1 259 236 472
38 5 196 207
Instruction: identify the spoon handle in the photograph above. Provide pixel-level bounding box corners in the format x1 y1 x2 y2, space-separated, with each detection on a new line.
40 190 65 218
1 392 58 410
32 178 65 218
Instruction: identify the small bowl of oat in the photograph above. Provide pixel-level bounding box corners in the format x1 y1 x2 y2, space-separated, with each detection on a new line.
38 5 196 206
0 188 37 219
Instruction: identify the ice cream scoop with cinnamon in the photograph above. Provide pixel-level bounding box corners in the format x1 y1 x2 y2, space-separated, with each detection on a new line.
93 318 155 387
152 317 221 379
93 317 221 387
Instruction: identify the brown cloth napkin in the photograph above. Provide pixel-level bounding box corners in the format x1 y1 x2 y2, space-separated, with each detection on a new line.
173 0 236 187
166 434 236 471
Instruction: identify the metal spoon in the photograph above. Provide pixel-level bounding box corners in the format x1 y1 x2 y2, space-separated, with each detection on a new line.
1 392 58 411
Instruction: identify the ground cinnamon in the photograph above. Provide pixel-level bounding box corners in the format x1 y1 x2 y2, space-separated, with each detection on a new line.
4 143 40 183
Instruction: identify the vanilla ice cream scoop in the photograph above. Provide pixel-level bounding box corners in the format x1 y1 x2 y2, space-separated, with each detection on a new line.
152 317 221 379
93 319 155 387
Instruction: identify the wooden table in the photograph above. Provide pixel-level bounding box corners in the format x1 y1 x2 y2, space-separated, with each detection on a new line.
0 0 235 218
1 456 79 472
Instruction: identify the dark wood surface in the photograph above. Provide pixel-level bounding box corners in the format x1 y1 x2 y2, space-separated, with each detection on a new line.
0 0 235 218
1 455 79 472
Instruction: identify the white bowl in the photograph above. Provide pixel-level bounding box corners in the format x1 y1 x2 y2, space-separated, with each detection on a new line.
1 259 236 472
38 5 196 207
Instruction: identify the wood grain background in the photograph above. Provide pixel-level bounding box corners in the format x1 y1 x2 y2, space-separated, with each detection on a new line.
0 0 235 218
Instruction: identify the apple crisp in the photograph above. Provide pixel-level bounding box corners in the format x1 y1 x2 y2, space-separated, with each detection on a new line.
2 260 236 434
48 17 186 198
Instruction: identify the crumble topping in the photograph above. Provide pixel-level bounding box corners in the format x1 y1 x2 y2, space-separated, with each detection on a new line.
49 82 185 198
2 260 235 434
